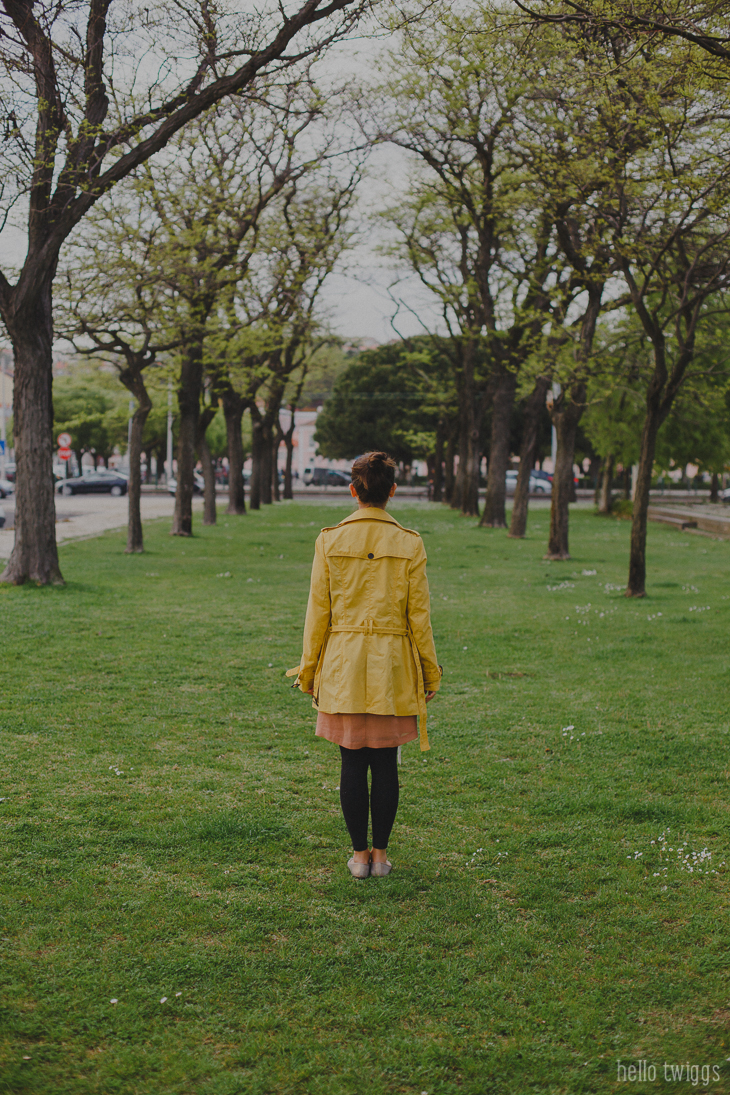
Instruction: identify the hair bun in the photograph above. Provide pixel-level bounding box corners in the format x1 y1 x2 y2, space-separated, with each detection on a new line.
351 451 397 505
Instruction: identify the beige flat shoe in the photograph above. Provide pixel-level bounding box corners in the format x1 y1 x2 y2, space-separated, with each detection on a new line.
348 857 371 879
370 860 392 877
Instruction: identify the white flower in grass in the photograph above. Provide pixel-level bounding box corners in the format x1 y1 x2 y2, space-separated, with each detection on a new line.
110 998 118 1004
160 997 167 1004
175 992 182 997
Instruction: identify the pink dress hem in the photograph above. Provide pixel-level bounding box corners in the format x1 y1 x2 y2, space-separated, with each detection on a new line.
315 711 418 749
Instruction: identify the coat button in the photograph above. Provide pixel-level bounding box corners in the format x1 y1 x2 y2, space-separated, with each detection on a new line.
367 552 374 559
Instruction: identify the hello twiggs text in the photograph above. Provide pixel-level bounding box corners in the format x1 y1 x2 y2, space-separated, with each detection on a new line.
617 1060 722 1085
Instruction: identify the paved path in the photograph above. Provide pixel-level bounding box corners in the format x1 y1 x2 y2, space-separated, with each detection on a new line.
0 494 196 558
0 488 602 560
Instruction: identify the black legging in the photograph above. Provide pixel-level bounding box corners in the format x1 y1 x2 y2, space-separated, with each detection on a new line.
339 746 399 851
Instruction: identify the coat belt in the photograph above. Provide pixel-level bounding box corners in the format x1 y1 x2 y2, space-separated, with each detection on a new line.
287 620 430 752
330 622 407 636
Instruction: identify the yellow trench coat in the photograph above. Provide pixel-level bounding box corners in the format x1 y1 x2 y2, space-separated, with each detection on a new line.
287 507 441 751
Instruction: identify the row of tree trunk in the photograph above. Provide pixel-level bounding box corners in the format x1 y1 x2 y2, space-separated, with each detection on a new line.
169 383 299 546
431 371 559 543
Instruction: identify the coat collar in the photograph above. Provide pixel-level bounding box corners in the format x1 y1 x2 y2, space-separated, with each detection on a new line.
336 507 404 529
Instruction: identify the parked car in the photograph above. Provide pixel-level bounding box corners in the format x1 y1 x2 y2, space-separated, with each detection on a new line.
304 467 351 487
2 462 16 483
505 470 552 495
0 504 5 528
531 469 553 484
167 473 205 496
720 485 730 502
0 476 14 498
57 470 129 496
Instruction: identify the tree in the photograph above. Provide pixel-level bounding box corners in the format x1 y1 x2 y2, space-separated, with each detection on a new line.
57 206 179 551
134 90 335 535
371 6 562 523
585 310 730 511
515 0 730 65
0 0 368 584
58 86 336 539
219 167 360 508
314 338 458 474
602 79 730 593
512 2 730 582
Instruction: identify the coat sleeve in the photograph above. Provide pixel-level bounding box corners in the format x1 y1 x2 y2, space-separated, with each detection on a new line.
406 536 441 692
297 533 331 692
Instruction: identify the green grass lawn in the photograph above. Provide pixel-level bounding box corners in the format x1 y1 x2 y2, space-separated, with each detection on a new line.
1 501 729 1095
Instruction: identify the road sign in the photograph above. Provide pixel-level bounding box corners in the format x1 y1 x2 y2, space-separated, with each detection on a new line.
57 432 72 448
58 447 72 461
0 440 5 454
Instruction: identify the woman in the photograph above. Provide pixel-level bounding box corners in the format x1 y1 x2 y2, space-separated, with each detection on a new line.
288 451 441 878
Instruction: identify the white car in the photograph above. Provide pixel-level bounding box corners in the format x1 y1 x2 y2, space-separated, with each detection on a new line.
505 470 551 495
168 473 205 496
0 477 14 499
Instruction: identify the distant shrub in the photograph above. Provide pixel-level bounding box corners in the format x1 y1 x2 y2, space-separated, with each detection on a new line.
611 499 634 519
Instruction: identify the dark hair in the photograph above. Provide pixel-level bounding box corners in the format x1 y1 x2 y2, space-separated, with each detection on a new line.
351 451 397 505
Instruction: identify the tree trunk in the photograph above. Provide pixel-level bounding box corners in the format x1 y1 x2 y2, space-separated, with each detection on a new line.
544 283 603 560
597 454 614 515
588 456 601 501
626 406 661 597
710 471 719 503
509 376 549 539
199 433 217 526
444 430 456 504
480 368 516 528
432 419 444 502
156 442 166 486
117 361 153 554
0 285 64 586
249 414 264 510
282 419 295 499
195 402 218 527
125 405 150 551
260 425 273 505
546 383 585 560
172 338 204 536
462 421 481 516
272 434 281 502
451 341 481 515
622 467 631 500
222 389 246 515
